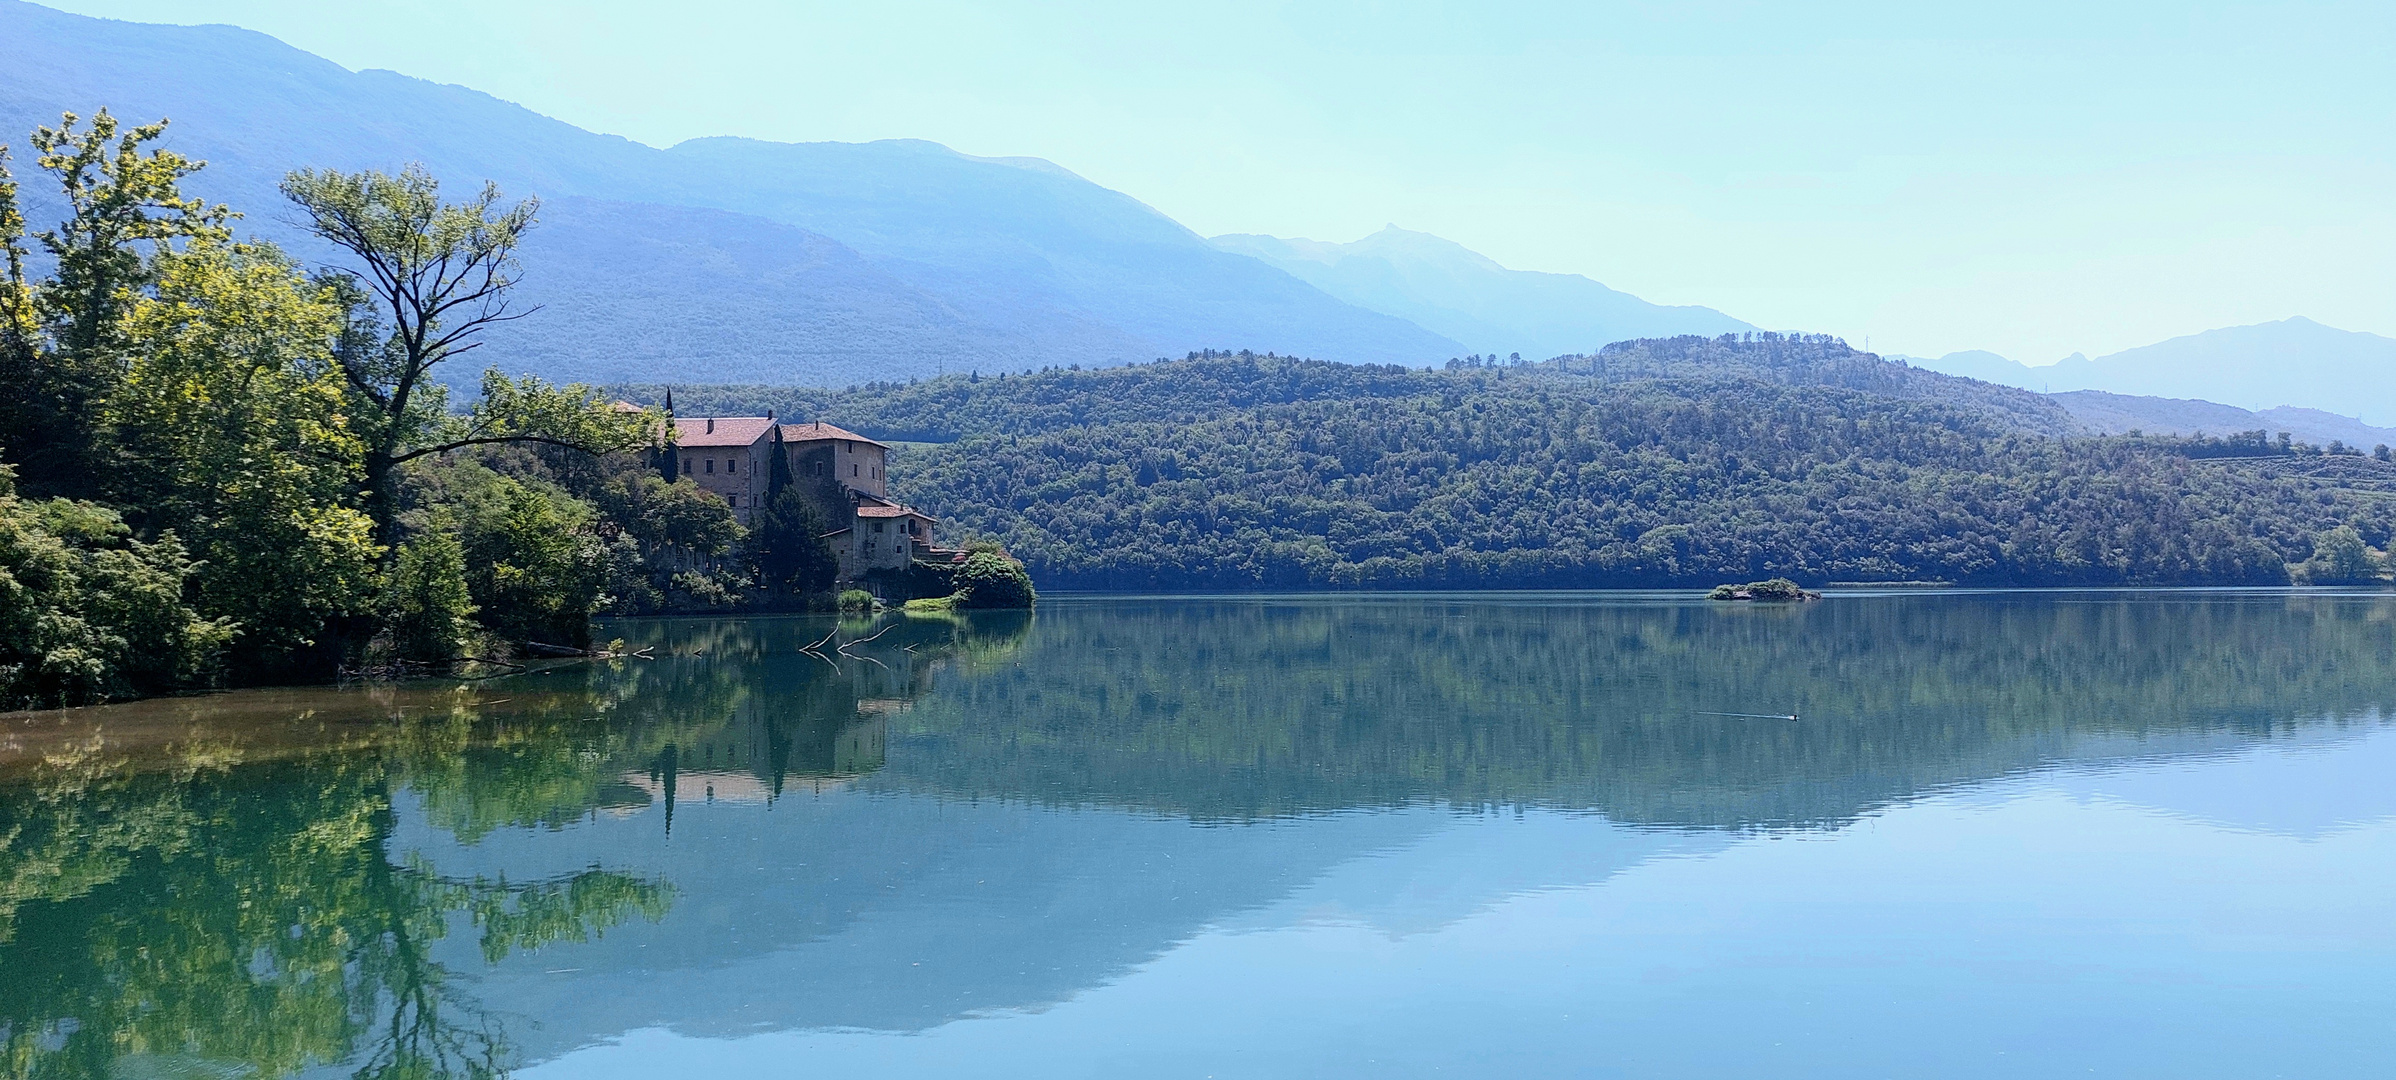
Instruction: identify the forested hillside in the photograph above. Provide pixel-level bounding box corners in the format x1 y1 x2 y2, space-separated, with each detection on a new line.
633 339 2396 590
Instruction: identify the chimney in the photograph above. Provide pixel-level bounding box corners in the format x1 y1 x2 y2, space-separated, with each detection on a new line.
706 417 715 434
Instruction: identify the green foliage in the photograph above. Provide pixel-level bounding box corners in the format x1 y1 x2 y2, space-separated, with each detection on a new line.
383 527 476 662
281 164 663 546
2296 525 2385 585
748 485 839 597
100 238 380 667
0 112 376 688
0 113 761 699
0 111 233 494
839 588 879 612
586 471 745 611
953 551 1036 609
0 467 231 708
1709 578 1811 600
439 467 608 646
633 350 2381 590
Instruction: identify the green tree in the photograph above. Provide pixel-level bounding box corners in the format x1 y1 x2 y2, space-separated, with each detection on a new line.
746 485 839 597
953 550 1036 609
383 527 476 662
0 466 232 708
279 166 659 547
99 239 380 670
0 112 231 495
443 468 606 645
590 472 744 610
2299 525 2382 585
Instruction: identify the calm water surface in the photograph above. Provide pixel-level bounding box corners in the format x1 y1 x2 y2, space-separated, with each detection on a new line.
4 591 2393 1078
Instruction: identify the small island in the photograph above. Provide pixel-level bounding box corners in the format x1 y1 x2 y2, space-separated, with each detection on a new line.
1708 578 1823 602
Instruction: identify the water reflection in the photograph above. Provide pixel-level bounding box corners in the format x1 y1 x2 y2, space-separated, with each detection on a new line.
3 593 2393 1078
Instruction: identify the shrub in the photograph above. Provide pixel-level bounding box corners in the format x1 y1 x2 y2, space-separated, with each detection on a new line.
0 470 232 708
954 552 1036 609
1708 578 1811 601
837 588 878 613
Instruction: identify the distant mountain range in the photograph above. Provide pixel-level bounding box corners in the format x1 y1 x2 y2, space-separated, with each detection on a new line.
0 0 1729 387
4 0 2391 441
0 0 1469 384
1904 318 2396 428
1209 227 1750 361
2045 392 2396 450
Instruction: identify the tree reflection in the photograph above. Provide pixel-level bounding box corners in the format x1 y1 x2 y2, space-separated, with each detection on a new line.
877 594 2396 826
0 610 1026 1078
0 718 670 1079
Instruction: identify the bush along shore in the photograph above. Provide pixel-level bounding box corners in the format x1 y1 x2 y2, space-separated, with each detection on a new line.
1708 579 1821 602
0 111 1031 710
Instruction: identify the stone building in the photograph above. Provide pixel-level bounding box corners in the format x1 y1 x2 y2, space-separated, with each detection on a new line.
665 414 957 582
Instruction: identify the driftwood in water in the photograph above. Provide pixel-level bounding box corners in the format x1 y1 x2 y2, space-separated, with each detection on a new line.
521 640 592 658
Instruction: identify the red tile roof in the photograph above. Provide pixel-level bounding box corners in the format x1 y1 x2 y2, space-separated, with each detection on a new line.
672 416 776 447
780 422 887 448
857 505 936 521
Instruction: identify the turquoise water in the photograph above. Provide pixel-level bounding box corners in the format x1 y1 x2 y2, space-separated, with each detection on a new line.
3 591 2392 1078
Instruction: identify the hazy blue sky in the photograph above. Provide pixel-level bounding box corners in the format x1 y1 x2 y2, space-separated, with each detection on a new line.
47 0 2395 362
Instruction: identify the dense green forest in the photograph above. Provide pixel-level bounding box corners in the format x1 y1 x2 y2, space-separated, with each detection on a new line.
0 111 794 709
633 343 2396 591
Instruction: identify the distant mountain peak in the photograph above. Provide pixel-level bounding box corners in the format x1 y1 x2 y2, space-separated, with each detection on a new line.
1 0 1465 384
1207 227 1748 358
1911 317 2396 426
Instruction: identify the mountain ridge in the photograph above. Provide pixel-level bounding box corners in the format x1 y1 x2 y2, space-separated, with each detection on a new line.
1210 225 1752 361
0 0 1464 384
1904 317 2396 426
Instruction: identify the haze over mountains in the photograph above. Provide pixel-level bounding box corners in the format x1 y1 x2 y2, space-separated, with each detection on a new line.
0 0 1465 383
1906 318 2396 429
1 0 2388 440
1210 227 1751 361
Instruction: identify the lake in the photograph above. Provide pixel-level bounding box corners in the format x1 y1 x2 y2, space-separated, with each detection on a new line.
3 590 2392 1078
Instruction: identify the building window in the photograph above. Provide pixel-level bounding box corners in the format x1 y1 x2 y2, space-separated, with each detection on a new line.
705 459 715 474
851 463 859 477
726 459 737 474
729 494 739 508
874 521 885 533
681 460 690 475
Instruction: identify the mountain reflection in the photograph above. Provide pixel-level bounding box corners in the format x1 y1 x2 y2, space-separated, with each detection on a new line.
871 592 2396 826
3 593 2392 1078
